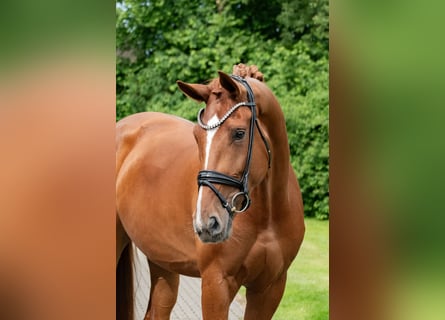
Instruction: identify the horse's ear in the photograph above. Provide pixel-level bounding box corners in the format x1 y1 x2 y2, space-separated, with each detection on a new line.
177 81 210 102
218 71 240 97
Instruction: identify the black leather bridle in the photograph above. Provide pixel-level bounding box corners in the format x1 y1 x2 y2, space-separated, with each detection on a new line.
196 75 271 216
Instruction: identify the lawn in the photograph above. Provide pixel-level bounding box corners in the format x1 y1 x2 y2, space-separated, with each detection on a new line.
273 218 329 319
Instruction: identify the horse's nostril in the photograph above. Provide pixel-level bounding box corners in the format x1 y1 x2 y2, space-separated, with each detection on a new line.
208 216 219 232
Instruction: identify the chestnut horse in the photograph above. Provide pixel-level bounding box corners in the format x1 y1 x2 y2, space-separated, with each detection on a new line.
116 66 305 320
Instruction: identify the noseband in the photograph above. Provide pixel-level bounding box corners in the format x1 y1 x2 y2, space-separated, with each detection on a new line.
197 75 271 216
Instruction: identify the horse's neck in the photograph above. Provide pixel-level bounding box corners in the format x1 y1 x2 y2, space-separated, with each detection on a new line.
255 83 290 170
262 100 291 184
251 81 293 216
252 162 290 227
256 99 293 221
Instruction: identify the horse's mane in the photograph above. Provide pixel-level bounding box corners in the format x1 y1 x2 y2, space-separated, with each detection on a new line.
205 63 264 86
232 64 264 82
205 64 264 88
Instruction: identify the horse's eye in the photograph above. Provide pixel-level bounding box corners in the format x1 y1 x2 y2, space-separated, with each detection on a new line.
233 129 246 141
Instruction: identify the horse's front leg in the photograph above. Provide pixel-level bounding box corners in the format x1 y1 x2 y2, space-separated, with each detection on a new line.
243 272 287 320
201 269 240 320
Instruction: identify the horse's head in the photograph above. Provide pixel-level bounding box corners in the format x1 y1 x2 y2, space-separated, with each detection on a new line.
177 71 271 243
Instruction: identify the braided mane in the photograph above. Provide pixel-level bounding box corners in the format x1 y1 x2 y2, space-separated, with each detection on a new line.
232 64 264 82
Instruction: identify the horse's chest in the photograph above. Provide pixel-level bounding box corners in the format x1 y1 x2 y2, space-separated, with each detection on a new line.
244 232 285 284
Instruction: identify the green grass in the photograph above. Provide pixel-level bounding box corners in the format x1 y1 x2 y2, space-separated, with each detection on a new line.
274 218 329 319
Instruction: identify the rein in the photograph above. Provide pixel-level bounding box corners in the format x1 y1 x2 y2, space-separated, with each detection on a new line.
197 75 272 215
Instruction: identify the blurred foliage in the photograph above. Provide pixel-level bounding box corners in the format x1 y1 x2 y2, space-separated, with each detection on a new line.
116 0 328 219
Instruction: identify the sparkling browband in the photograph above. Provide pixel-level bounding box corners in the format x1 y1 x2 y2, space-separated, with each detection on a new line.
197 101 255 130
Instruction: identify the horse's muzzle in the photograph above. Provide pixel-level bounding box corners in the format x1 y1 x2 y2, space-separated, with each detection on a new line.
194 215 231 243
